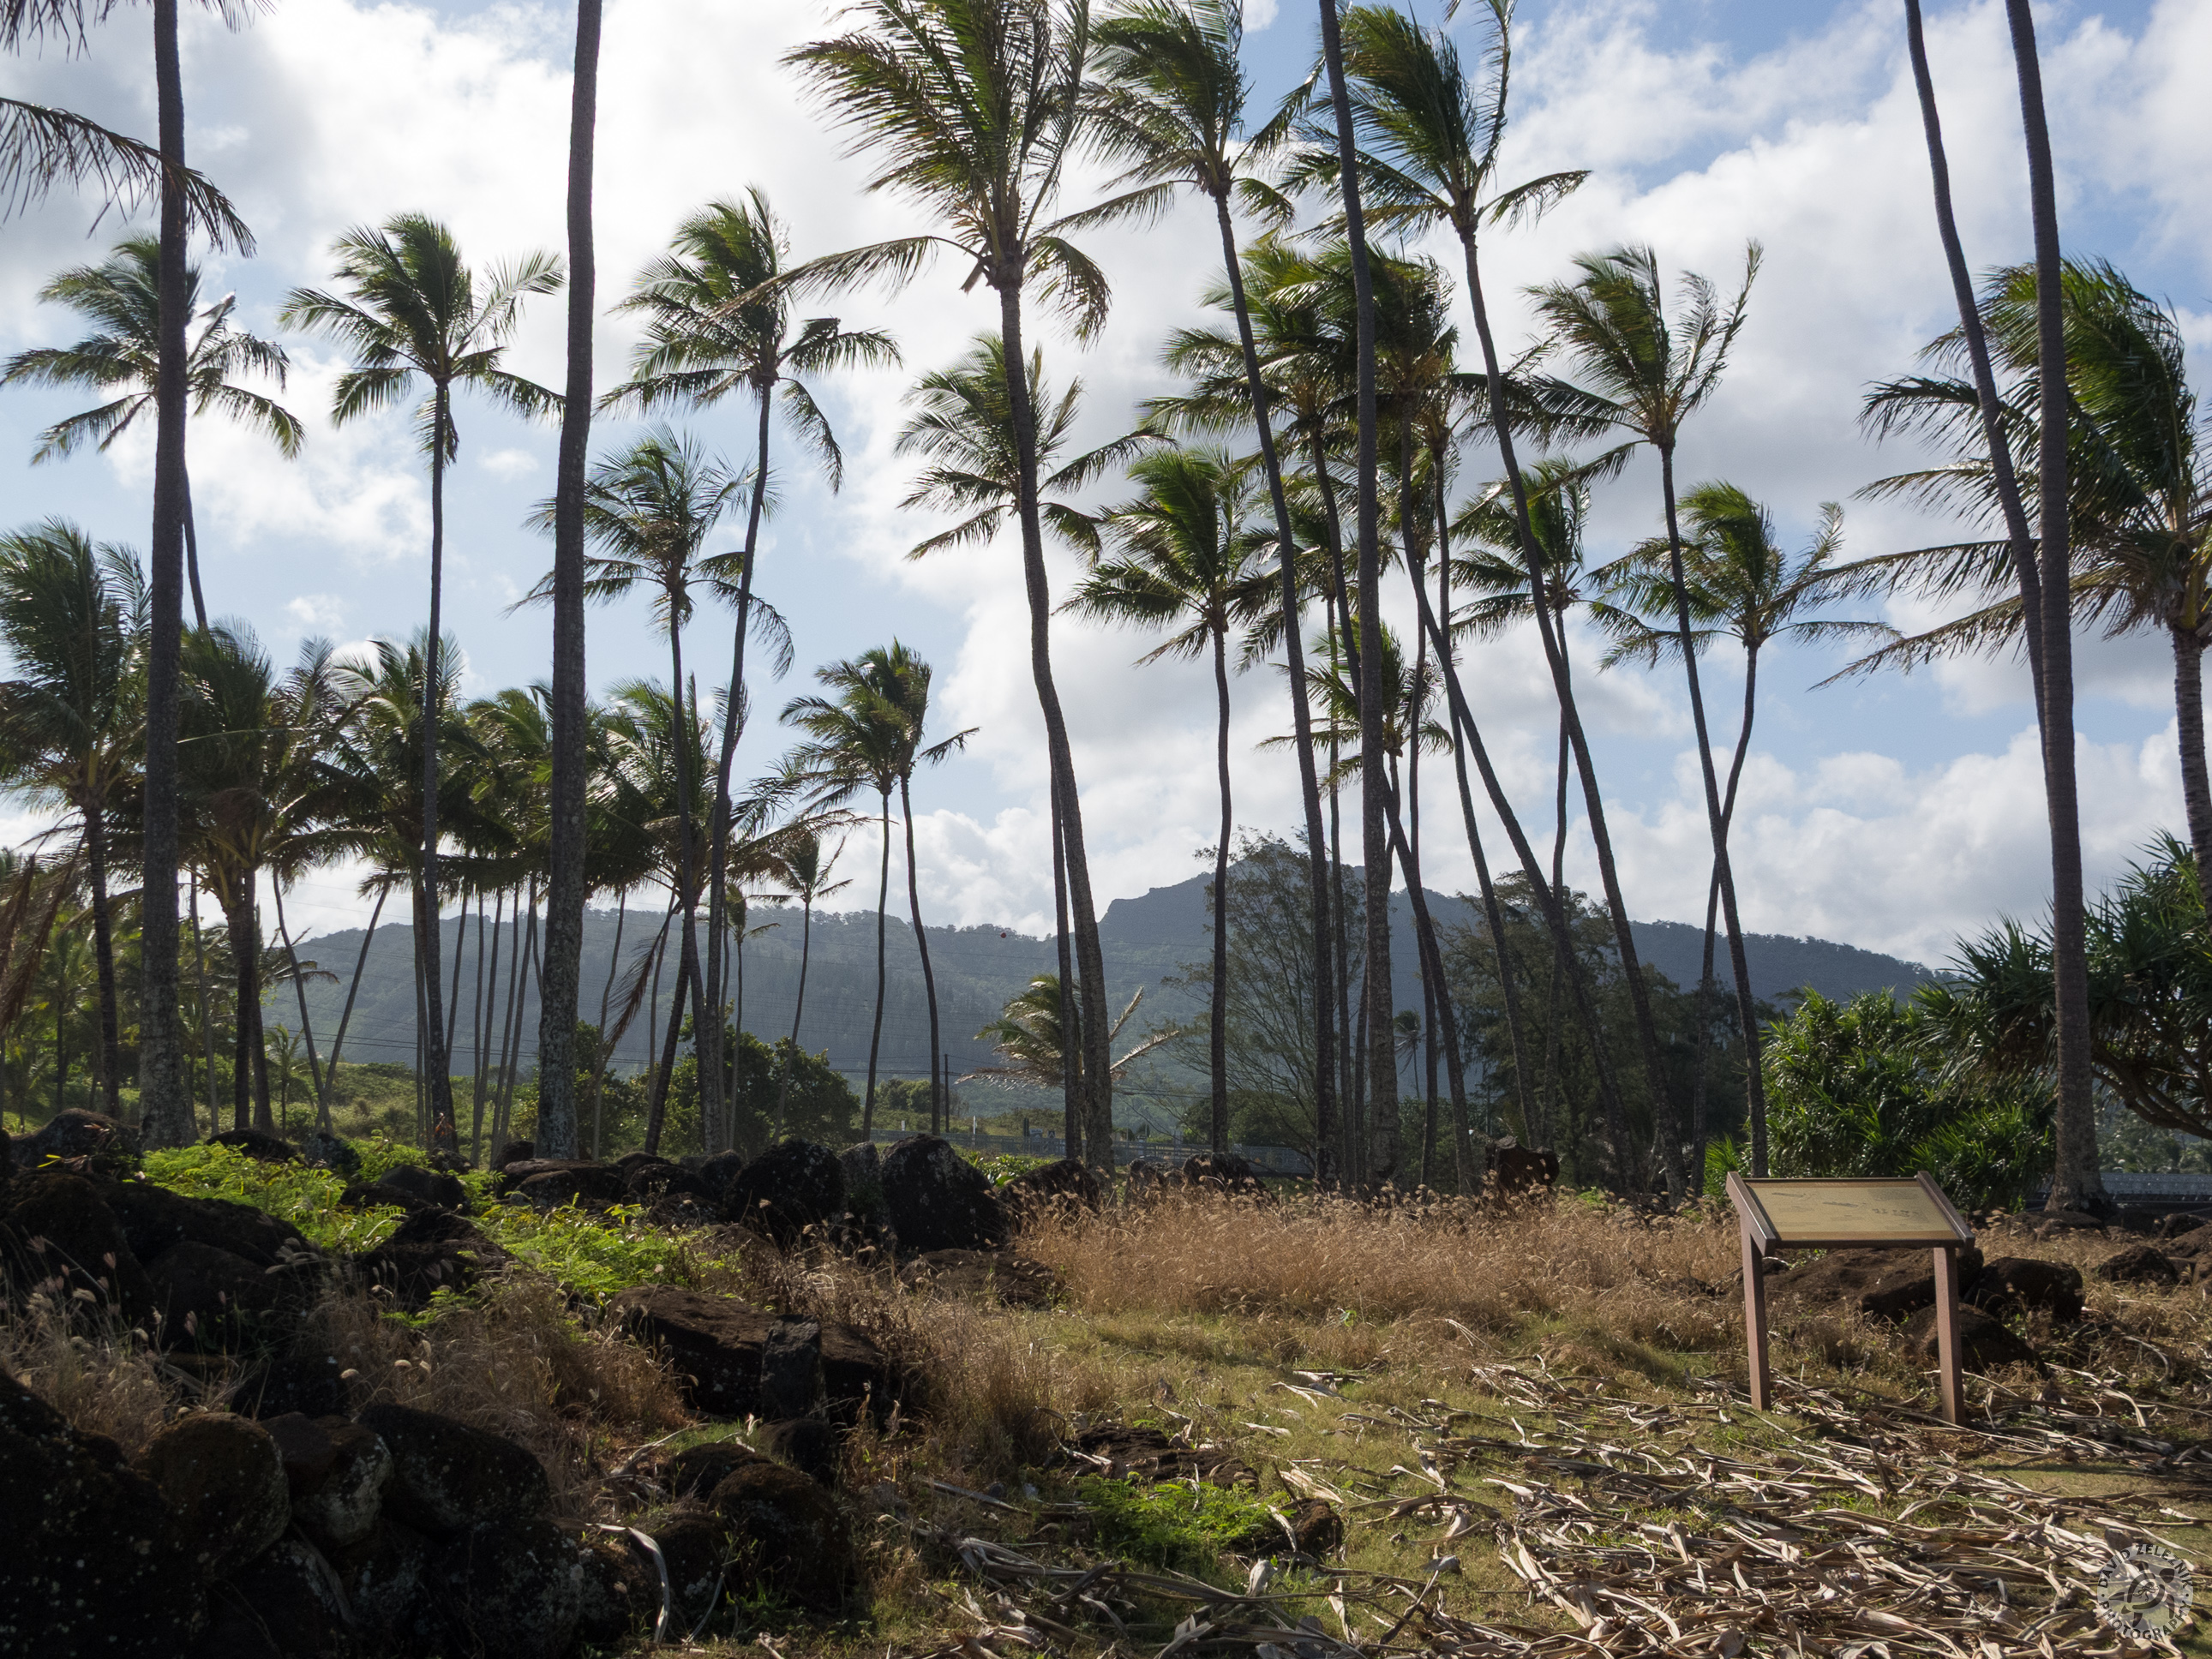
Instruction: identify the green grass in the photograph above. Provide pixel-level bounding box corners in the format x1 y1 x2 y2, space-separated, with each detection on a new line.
1073 1475 1281 1572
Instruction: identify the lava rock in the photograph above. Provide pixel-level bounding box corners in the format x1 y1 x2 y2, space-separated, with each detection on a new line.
298 1129 361 1174
759 1318 824 1420
428 1516 584 1659
1181 1153 1271 1197
662 1438 764 1499
1771 1246 1986 1322
262 1410 339 1492
2029 1207 2107 1237
1002 1157 1100 1222
1124 1159 1176 1201
354 1208 509 1311
1488 1141 1561 1196
635 1500 727 1621
1967 1256 2085 1320
2156 1213 2208 1241
189 1536 351 1659
291 1416 393 1551
707 1459 853 1611
577 1531 657 1645
761 1416 842 1485
897 1248 1061 1308
147 1239 316 1347
207 1128 300 1163
1903 1303 2041 1371
879 1134 1007 1253
627 1161 715 1207
103 1179 315 1271
514 1163 632 1209
329 1518 430 1653
0 1363 206 1656
494 1157 605 1197
2095 1243 2180 1287
356 1403 550 1535
226 1347 352 1420
491 1138 534 1168
136 1412 291 1577
692 1149 747 1207
611 1286 893 1422
0 1168 155 1321
15 1106 129 1171
724 1140 845 1247
1286 1496 1343 1557
374 1162 469 1210
339 1178 438 1214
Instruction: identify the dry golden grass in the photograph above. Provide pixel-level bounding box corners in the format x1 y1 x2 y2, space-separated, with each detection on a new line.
0 1291 174 1458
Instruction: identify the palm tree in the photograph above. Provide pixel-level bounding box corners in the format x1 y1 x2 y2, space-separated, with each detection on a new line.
1599 486 1882 1179
761 826 848 1135
1069 446 1272 1153
0 520 143 1116
782 647 972 1135
536 0 605 1165
2 237 303 628
1526 244 1759 1189
524 428 738 1147
602 189 897 1157
1088 0 1340 1171
782 0 1165 1169
969 972 1169 1090
280 216 560 1147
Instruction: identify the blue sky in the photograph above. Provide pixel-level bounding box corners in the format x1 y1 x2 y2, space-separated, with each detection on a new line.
1 0 2205 964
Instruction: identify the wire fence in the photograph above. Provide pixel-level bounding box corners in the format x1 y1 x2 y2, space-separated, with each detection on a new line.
855 1123 1313 1174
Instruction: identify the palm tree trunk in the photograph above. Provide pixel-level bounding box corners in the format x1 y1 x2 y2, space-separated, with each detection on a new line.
898 777 945 1143
82 800 123 1116
190 871 217 1131
1694 642 1760 1187
1051 758 1080 1158
642 944 690 1158
182 472 207 632
489 886 525 1149
2173 626 2212 899
864 791 890 1134
223 871 257 1132
1544 712 1568 1146
473 887 500 1160
1313 452 1358 1171
1451 225 1669 1195
997 284 1112 1166
444 890 468 1057
2005 0 2101 1216
137 0 191 1148
537 0 603 1162
326 884 387 1081
1213 189 1335 1182
776 895 813 1136
497 885 539 1146
1654 443 1756 1192
643 906 667 1135
1207 625 1234 1153
1385 790 1466 1191
271 878 327 1128
591 887 623 1158
418 389 457 1150
666 636 715 1151
1319 0 1400 1186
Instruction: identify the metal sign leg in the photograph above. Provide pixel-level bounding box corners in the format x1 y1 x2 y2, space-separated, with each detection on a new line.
1741 1220 1771 1411
1933 1244 1963 1425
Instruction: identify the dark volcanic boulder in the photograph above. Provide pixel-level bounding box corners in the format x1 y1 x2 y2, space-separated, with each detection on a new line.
626 1160 714 1206
1903 1303 2040 1371
0 1169 155 1321
16 1106 128 1171
147 1239 317 1347
759 1318 824 1420
1124 1158 1176 1201
708 1459 853 1611
1488 1141 1560 1196
2157 1213 2207 1241
693 1149 747 1207
1967 1255 2084 1320
330 1518 430 1653
188 1537 349 1659
0 1364 205 1656
663 1438 764 1499
374 1162 469 1210
898 1248 1060 1308
577 1531 656 1645
491 1138 535 1169
1181 1152 1270 1197
354 1208 509 1310
298 1129 361 1174
135 1412 291 1577
879 1135 1007 1253
262 1410 339 1493
495 1157 602 1196
1004 1156 1100 1222
515 1163 630 1209
724 1140 844 1246
103 1177 314 1270
356 1403 549 1536
1771 1246 1985 1321
635 1500 727 1621
762 1416 842 1486
226 1346 352 1420
612 1286 892 1422
339 1178 438 1215
290 1416 393 1550
429 1516 584 1659
207 1128 299 1163
2095 1243 2180 1287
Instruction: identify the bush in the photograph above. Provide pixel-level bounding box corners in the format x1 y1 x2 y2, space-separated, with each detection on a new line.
1763 990 2052 1209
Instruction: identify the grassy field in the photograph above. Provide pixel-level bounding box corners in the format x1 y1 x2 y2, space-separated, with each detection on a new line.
11 1153 2210 1656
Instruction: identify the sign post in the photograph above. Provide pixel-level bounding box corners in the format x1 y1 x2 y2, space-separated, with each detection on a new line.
1725 1171 1975 1423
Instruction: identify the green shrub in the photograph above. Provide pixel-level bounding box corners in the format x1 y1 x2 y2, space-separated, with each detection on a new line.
1075 1476 1279 1571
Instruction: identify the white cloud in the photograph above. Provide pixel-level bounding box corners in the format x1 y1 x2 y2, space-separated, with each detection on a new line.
285 592 347 633
480 448 539 480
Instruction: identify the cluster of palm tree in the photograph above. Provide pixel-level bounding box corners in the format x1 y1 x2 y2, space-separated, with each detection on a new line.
0 0 2162 1205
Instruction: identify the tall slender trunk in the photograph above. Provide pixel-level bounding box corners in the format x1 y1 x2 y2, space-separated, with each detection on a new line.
863 791 890 1132
2005 0 2101 1215
1453 225 1663 1193
82 801 122 1115
642 946 690 1157
1693 645 1760 1188
538 0 602 1161
411 890 428 1140
444 892 468 1057
665 635 713 1150
1543 711 1568 1146
704 382 775 1154
271 879 327 1128
1051 758 1080 1157
489 887 525 1148
1208 625 1232 1155
327 885 387 1080
2173 627 2212 896
1653 442 1751 1194
182 475 207 632
496 885 538 1145
138 0 190 1147
1387 791 1466 1192
642 906 667 1135
1314 456 1358 1174
1213 189 1335 1181
591 888 623 1158
472 888 499 1160
997 284 1112 1166
776 895 813 1136
190 871 217 1131
225 872 259 1132
418 392 456 1149
898 777 945 1142
1319 0 1399 1184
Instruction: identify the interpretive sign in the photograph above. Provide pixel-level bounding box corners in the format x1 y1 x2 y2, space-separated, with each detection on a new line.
1725 1172 1975 1423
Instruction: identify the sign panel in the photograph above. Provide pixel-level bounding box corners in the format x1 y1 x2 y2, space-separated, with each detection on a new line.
1731 1174 1972 1249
